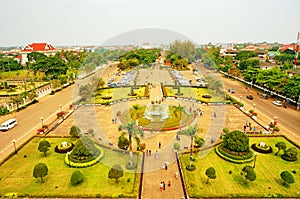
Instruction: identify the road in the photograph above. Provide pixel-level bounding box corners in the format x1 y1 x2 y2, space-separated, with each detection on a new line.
0 64 119 162
193 64 300 142
0 85 74 161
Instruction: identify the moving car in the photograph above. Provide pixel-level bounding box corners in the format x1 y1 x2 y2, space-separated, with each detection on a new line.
260 93 268 99
272 101 282 106
246 95 253 100
228 88 235 93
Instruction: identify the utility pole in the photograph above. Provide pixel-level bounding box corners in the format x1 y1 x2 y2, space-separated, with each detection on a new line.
294 32 300 69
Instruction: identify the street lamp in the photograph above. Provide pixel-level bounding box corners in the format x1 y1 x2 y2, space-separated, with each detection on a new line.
40 117 44 127
59 104 63 112
253 104 256 112
12 139 17 154
253 152 258 168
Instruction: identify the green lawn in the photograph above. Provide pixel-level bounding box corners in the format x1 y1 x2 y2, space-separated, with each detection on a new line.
181 136 300 198
0 137 140 198
165 86 225 103
94 87 146 104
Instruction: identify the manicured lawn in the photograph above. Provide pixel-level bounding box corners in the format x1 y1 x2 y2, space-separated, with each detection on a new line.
94 87 146 104
165 86 225 103
0 137 140 198
181 136 300 198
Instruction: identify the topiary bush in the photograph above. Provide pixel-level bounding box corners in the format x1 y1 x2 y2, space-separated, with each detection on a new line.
222 130 249 153
70 170 84 186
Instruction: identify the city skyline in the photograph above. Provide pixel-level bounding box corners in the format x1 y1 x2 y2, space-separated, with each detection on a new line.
0 0 299 47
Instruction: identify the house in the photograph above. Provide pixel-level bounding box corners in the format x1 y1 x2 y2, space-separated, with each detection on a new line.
259 61 277 70
20 43 57 65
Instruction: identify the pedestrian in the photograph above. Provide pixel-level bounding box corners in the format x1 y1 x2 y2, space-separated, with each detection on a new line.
158 141 161 149
249 126 252 131
214 112 217 118
253 126 257 131
163 181 165 190
168 180 171 187
159 182 163 191
175 172 178 179
155 150 159 159
112 118 115 123
149 149 151 156
165 162 168 170
243 125 247 132
246 120 248 127
146 149 148 156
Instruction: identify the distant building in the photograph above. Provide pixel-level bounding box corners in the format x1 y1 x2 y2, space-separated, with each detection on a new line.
20 42 57 65
259 61 276 70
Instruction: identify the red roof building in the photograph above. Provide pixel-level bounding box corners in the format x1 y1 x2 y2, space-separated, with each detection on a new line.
279 44 297 51
21 43 56 52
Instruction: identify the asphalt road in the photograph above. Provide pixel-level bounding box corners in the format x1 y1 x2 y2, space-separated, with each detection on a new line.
0 85 74 160
193 64 300 139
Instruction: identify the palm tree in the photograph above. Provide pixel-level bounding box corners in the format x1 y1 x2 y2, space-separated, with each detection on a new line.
131 104 143 122
181 125 198 167
174 105 185 132
120 121 143 151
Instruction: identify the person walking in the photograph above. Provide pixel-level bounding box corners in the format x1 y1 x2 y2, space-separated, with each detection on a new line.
155 150 159 159
159 182 163 191
165 162 168 170
168 180 171 187
158 141 161 149
149 149 151 156
163 181 165 190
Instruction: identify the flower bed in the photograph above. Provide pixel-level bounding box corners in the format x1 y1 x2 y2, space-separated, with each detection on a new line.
65 146 104 168
251 143 272 154
215 145 254 164
55 142 75 153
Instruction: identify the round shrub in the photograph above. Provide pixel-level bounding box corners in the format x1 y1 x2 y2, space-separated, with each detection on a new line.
70 170 84 186
186 164 196 171
282 147 298 162
251 143 273 154
223 130 249 153
173 143 180 150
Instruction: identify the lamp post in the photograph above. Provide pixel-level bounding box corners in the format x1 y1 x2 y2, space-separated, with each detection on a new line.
253 152 258 168
59 104 63 112
12 139 17 154
40 117 44 127
253 104 256 112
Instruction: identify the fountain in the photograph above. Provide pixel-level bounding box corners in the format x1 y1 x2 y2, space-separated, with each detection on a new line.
143 101 170 122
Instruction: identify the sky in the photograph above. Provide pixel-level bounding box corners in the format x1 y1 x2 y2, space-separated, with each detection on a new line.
0 0 299 47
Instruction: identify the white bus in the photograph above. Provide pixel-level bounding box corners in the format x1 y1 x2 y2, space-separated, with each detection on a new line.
0 119 18 131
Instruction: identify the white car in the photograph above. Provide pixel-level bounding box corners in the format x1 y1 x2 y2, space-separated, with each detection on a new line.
272 101 282 106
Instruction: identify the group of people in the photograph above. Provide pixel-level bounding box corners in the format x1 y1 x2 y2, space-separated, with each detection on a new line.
159 180 171 191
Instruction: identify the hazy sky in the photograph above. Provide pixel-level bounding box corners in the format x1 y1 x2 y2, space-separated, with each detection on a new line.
1 0 299 46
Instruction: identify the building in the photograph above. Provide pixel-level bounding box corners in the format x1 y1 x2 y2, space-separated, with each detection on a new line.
20 43 57 65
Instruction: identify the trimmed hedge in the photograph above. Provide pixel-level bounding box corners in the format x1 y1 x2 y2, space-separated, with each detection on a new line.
54 143 75 153
65 146 104 168
215 145 254 164
251 143 272 154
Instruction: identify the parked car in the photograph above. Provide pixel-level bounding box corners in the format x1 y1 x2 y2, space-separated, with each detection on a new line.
246 95 253 100
260 93 268 99
272 101 282 106
228 88 235 93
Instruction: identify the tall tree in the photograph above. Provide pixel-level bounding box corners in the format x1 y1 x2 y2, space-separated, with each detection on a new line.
241 165 256 184
120 121 143 150
275 142 286 156
169 40 196 62
33 163 48 183
38 139 51 157
108 164 124 183
280 171 295 186
205 167 217 184
180 125 198 167
70 125 81 138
